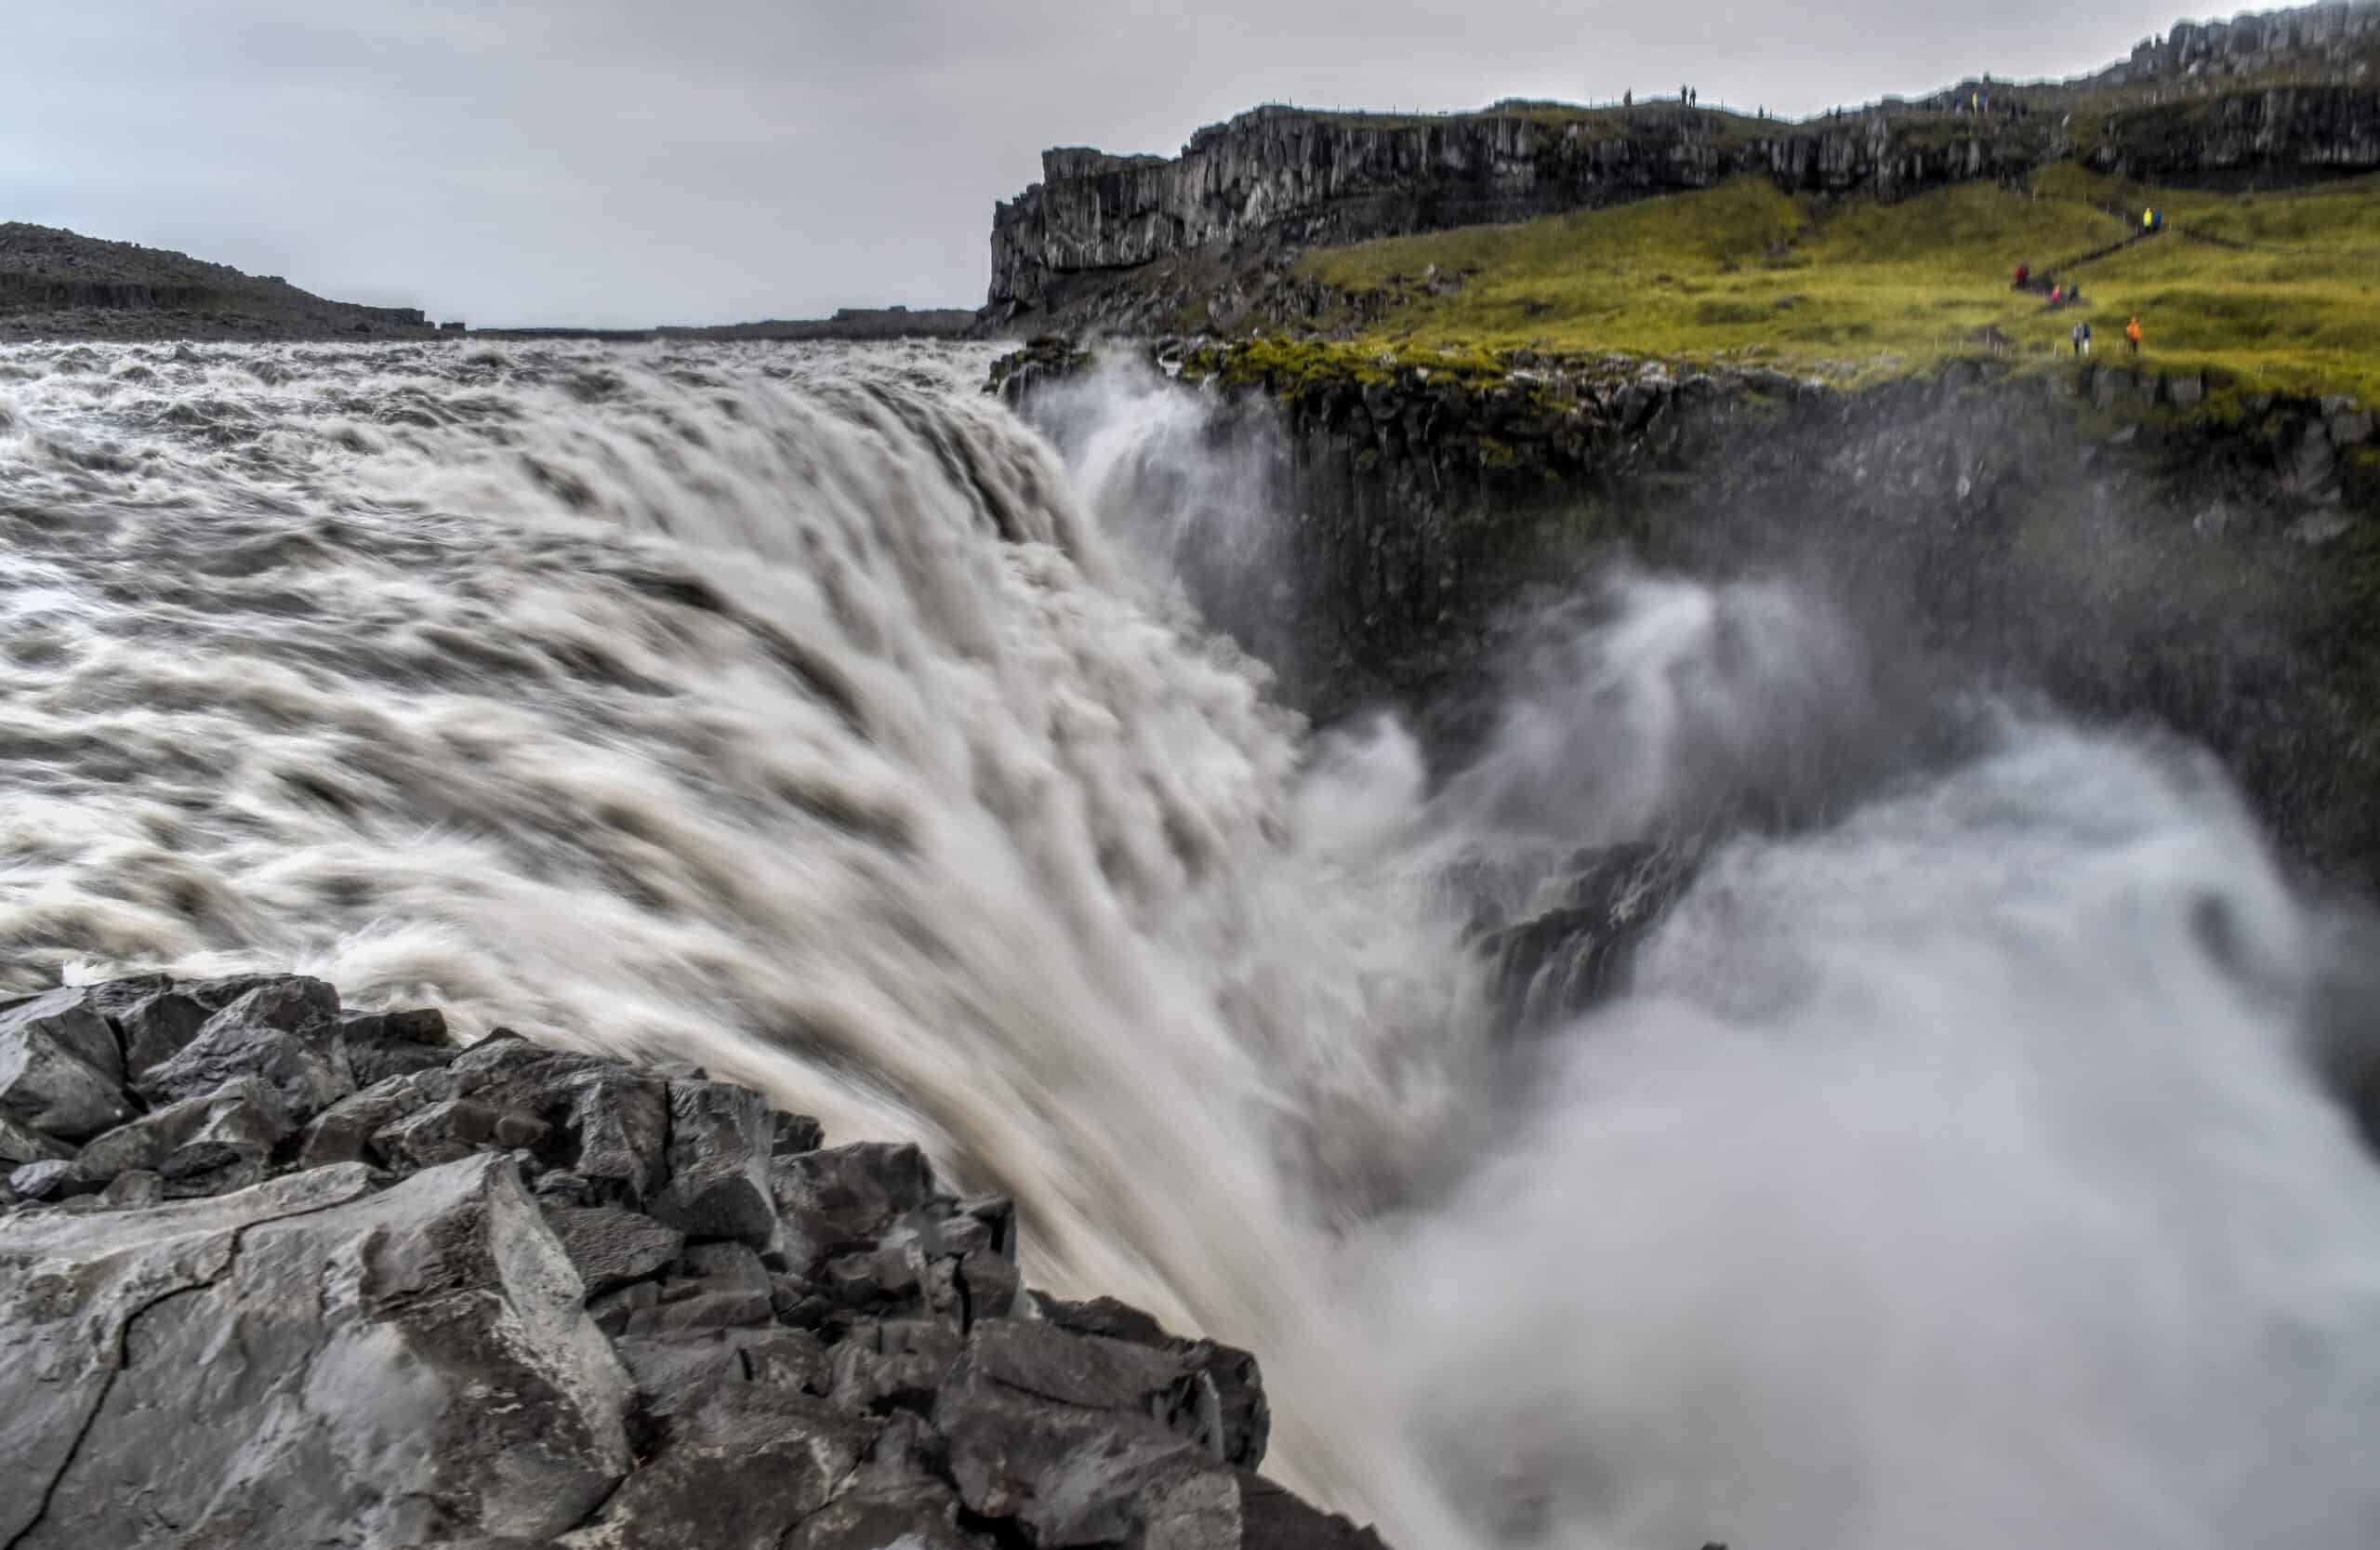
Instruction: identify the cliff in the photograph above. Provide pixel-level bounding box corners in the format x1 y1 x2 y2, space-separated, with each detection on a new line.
987 105 2050 320
985 3 2380 329
0 221 434 340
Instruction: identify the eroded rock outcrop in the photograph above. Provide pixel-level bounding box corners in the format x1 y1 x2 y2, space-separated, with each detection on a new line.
987 106 2042 321
0 974 1382 1550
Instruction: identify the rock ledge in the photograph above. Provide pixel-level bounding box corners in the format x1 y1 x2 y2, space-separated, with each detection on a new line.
0 973 1385 1550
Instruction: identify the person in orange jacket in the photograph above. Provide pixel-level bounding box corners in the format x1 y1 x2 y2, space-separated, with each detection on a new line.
2126 316 2143 354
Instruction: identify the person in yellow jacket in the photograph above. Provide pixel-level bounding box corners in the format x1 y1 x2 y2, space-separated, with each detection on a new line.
2126 316 2144 354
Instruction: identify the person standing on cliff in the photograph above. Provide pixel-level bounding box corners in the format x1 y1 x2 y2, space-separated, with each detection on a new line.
2126 316 2144 354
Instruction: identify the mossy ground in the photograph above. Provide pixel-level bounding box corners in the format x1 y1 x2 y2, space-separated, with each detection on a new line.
1292 169 2380 405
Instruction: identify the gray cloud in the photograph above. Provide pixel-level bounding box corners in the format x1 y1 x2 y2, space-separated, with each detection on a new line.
1 1 2188 326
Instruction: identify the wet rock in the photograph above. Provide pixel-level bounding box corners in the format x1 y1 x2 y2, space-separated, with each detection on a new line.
0 1158 634 1547
618 1283 774 1336
935 1318 1242 1547
71 1075 294 1195
588 1278 663 1335
103 983 216 1081
373 1095 544 1171
0 998 137 1141
136 989 350 1121
543 1204 685 1297
8 1158 81 1202
772 1141 940 1273
933 1315 1294 1539
560 1070 671 1201
557 1383 873 1550
0 1113 77 1166
298 1066 460 1168
829 1317 965 1413
615 1326 831 1417
0 987 126 1081
0 975 1370 1550
772 1109 826 1156
1035 1294 1270 1468
650 1078 775 1244
95 1169 164 1209
787 1413 983 1550
333 1006 457 1087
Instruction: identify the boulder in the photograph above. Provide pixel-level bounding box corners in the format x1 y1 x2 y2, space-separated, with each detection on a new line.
8 1158 80 1201
614 1326 831 1415
557 1383 874 1550
772 1141 940 1274
333 1007 457 1088
136 988 350 1121
99 981 220 1080
559 1069 670 1201
373 1095 547 1172
0 987 126 1081
784 1413 984 1550
828 1317 965 1413
543 1204 685 1297
298 1066 463 1168
649 1079 775 1244
0 1113 76 1166
0 1000 137 1141
69 1076 294 1196
1035 1294 1270 1468
933 1318 1284 1545
0 1156 633 1548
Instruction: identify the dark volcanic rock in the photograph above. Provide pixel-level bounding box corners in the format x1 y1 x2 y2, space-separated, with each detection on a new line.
136 979 350 1119
70 1075 294 1196
651 1077 777 1244
0 972 1388 1550
0 1158 632 1547
0 992 138 1140
543 1203 687 1296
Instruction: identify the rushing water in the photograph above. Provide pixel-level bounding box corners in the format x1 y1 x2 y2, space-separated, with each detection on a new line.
2 338 2375 1550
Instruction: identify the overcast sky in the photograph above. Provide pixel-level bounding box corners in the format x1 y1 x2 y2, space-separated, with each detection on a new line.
2 2 2198 327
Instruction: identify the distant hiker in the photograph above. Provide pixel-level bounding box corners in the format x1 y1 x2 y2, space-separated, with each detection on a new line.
2014 262 2030 287
2072 320 2092 356
2050 284 2063 306
2126 316 2143 353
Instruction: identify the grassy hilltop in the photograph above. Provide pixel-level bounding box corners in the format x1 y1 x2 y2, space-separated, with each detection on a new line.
1281 166 2380 409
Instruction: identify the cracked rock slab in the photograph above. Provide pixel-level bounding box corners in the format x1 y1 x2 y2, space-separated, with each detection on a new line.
0 1154 633 1548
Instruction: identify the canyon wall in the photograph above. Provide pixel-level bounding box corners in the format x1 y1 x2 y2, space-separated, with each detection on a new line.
986 88 2380 322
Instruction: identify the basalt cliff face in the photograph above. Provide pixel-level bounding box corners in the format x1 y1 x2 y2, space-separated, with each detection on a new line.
985 81 2380 331
987 107 2041 321
2091 84 2380 178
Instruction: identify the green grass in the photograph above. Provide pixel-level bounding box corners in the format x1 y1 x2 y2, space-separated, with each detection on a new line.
1290 169 2380 405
